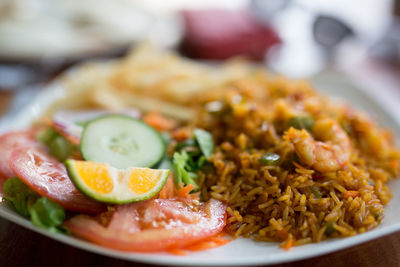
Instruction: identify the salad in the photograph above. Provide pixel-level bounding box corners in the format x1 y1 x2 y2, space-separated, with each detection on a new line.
0 110 228 253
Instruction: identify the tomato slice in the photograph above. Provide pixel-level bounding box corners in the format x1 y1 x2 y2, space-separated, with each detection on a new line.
0 131 38 180
64 198 227 252
9 147 105 214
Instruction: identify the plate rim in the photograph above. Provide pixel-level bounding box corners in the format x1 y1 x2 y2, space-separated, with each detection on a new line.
0 205 399 266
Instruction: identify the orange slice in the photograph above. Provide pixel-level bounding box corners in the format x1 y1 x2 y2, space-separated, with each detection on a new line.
65 160 169 204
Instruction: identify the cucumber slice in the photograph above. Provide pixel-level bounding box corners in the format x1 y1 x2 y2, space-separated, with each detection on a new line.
81 115 165 169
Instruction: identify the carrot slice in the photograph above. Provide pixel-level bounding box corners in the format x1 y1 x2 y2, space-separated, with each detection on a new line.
172 127 192 141
344 190 359 199
185 238 231 251
169 233 231 255
176 184 195 198
143 111 177 131
158 175 175 199
284 238 294 251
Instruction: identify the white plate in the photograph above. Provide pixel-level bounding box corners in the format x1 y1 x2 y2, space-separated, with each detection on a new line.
0 70 399 266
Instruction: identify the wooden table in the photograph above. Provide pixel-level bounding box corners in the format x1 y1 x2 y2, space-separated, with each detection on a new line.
0 61 399 267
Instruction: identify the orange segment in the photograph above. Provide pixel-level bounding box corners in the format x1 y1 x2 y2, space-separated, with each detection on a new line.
66 159 170 204
128 168 162 194
74 161 113 194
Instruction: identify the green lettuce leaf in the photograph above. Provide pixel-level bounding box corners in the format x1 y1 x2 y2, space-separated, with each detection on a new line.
28 197 66 233
3 178 66 233
193 129 214 158
172 151 199 190
3 178 39 217
36 127 76 162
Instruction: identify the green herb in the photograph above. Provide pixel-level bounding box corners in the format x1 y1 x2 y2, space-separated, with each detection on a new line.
194 129 214 158
36 128 58 145
28 197 66 233
3 178 39 217
197 155 207 169
370 207 381 220
37 127 76 162
172 151 199 190
171 129 214 191
49 136 75 162
309 186 322 198
288 116 314 131
324 222 335 236
259 152 281 166
175 139 202 158
175 139 196 151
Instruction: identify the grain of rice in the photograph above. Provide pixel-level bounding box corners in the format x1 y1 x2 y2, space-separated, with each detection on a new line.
294 237 312 246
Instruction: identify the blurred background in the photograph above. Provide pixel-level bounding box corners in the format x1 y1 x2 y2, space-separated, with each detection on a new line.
0 0 399 111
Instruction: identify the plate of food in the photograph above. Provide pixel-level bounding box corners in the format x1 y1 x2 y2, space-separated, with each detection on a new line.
0 44 399 266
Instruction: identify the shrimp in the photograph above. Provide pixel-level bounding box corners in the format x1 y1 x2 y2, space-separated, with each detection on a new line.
284 118 351 172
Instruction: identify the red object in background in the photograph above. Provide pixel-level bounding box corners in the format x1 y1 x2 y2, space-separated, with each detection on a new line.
180 9 281 61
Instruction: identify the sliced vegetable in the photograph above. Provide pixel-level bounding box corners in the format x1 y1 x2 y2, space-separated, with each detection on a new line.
343 190 359 199
176 184 195 198
194 129 214 158
259 152 281 166
81 115 165 169
143 111 177 131
288 116 314 131
171 127 191 141
158 175 175 199
9 147 105 214
66 160 169 204
52 109 141 143
0 130 39 180
64 198 227 252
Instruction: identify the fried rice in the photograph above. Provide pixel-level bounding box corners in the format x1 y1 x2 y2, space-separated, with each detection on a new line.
191 75 400 248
